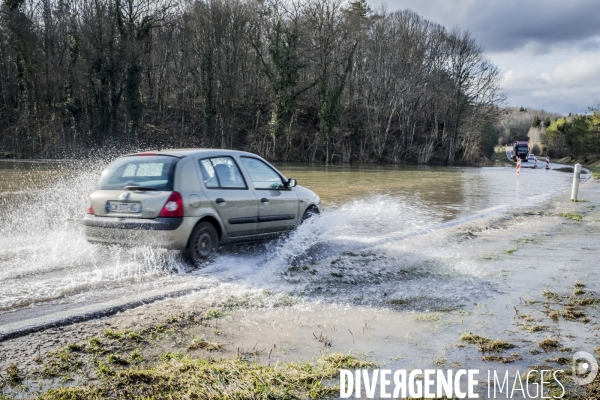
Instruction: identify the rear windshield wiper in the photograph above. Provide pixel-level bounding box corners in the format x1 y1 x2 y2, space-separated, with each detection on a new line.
124 186 158 191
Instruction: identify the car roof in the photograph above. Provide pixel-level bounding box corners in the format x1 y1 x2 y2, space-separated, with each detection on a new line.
123 149 262 158
119 148 288 180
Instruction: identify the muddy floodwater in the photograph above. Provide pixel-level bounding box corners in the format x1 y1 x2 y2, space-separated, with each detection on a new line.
0 160 573 316
1 158 599 398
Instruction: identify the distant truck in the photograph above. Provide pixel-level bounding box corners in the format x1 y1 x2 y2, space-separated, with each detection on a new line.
512 141 529 162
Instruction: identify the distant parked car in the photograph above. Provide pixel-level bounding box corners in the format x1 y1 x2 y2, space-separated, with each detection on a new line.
528 154 535 160
83 149 322 263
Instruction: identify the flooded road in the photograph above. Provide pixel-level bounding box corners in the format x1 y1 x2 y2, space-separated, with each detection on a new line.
0 162 571 326
0 160 576 333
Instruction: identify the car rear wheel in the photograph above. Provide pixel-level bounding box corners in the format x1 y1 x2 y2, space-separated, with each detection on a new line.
186 222 219 266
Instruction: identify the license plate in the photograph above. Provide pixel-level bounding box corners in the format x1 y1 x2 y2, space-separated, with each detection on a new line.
107 201 141 213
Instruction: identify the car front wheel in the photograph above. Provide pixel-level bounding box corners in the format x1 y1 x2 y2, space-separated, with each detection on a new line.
301 206 320 222
186 222 219 266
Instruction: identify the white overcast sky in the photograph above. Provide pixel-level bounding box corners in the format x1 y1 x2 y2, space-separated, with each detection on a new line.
385 0 600 114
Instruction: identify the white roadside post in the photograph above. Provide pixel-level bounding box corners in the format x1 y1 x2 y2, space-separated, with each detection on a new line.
571 163 582 201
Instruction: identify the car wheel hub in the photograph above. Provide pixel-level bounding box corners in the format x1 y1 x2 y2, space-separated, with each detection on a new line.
197 233 212 257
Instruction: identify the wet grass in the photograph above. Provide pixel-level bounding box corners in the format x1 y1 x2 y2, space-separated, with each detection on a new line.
568 296 599 306
516 313 536 323
482 352 522 363
205 308 223 319
5 364 22 385
3 303 383 399
37 347 82 378
526 366 575 398
187 338 224 351
517 237 538 245
582 373 600 400
415 313 443 322
460 333 516 352
545 356 571 366
585 166 600 179
524 324 549 332
538 337 561 352
538 284 598 324
37 353 374 399
66 343 83 352
515 314 549 332
106 353 129 366
17 309 227 385
543 289 562 301
560 307 590 323
547 306 591 323
103 328 123 340
560 212 583 221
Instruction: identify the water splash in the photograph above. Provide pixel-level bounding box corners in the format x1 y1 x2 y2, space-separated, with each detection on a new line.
0 158 185 311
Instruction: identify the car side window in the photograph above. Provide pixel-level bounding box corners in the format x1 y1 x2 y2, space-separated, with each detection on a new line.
199 157 247 189
240 157 285 190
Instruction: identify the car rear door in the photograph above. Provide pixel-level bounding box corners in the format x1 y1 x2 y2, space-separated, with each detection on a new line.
197 156 258 237
239 157 299 234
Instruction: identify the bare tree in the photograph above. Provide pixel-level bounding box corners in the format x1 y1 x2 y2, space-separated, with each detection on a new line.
0 0 504 163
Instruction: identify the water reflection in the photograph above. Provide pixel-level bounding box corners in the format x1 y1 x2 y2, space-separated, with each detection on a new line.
275 164 572 220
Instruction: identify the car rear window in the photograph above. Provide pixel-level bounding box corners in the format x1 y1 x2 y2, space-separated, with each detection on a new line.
98 155 179 190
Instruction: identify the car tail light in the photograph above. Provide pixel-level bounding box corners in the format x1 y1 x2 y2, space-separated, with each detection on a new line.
159 191 183 217
86 197 95 215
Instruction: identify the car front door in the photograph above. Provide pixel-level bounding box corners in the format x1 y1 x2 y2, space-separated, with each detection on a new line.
239 157 299 234
198 156 258 237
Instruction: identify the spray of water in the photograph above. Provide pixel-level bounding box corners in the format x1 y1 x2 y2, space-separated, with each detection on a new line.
0 157 187 311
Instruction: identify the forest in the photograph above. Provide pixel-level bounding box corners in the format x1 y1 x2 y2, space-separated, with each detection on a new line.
0 0 505 164
542 110 600 159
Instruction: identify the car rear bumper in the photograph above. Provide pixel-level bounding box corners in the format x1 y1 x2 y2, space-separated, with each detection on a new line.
83 215 183 230
82 215 190 249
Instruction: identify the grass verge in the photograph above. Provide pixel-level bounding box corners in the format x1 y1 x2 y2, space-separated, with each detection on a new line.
37 353 374 399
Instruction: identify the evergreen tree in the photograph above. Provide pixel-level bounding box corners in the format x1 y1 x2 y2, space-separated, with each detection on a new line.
264 21 303 160
349 0 371 17
532 115 541 128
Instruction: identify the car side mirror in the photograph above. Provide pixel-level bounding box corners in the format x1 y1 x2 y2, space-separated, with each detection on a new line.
287 178 297 188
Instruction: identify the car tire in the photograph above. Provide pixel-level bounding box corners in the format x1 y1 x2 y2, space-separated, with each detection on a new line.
186 222 219 266
301 206 320 222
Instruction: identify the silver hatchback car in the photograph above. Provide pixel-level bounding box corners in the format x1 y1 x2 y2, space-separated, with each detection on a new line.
83 149 322 263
